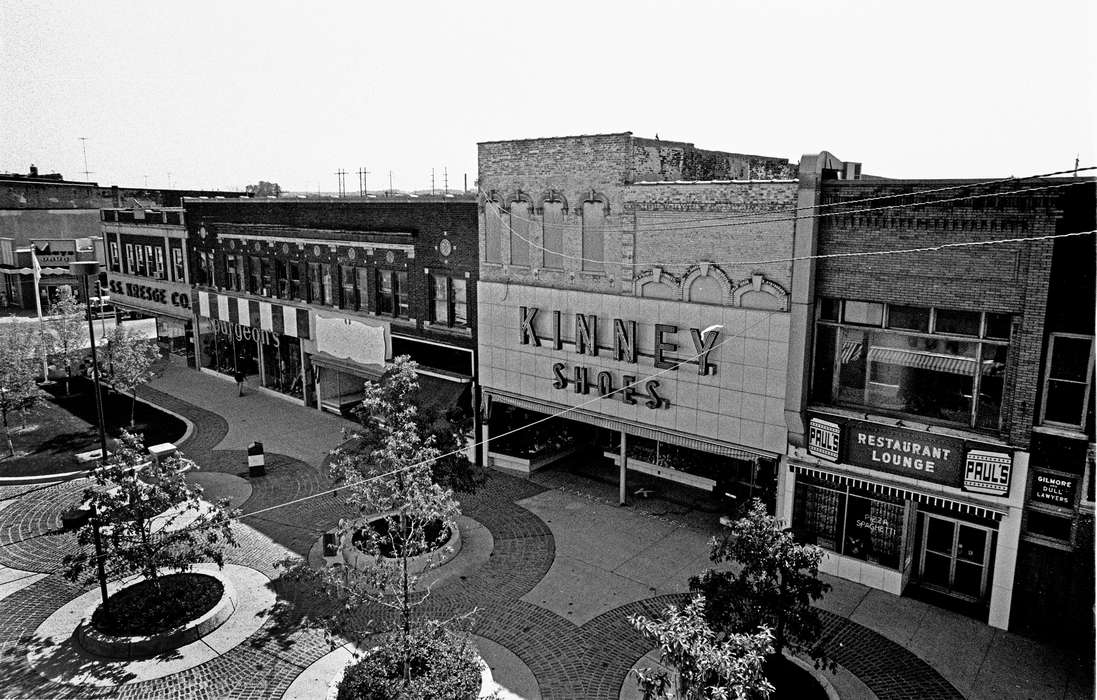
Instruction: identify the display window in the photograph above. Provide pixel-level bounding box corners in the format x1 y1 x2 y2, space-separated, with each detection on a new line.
792 474 905 569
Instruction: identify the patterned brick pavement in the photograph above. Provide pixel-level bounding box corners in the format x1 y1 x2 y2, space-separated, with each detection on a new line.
0 387 968 699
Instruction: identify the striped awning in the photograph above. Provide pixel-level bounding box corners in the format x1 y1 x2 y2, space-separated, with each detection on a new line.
791 462 1007 521
868 346 976 376
487 390 766 461
197 290 310 339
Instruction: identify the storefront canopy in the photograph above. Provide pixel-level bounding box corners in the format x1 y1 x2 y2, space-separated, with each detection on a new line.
415 373 471 416
2 267 69 276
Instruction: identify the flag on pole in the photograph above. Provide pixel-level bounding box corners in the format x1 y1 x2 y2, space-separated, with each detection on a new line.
31 247 41 286
31 247 49 381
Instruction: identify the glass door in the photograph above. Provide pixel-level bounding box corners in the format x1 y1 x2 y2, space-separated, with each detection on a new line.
917 513 993 601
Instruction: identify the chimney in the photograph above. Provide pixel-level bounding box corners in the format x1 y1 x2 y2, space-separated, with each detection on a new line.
29 164 38 177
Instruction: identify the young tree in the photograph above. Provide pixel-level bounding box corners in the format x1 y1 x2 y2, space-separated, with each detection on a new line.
62 430 238 602
281 356 475 694
629 595 775 700
690 499 831 670
44 287 87 395
0 321 45 456
101 325 162 427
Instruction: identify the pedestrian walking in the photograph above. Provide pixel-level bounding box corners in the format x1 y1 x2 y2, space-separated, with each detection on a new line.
234 369 246 396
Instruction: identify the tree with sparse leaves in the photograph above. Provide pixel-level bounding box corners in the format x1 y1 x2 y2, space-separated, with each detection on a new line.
245 181 282 197
280 356 479 698
43 286 86 395
62 430 238 601
690 499 831 674
101 324 162 427
0 321 45 457
630 595 774 700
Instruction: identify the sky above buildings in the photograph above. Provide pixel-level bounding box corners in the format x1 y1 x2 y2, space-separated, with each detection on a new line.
1 0 1094 193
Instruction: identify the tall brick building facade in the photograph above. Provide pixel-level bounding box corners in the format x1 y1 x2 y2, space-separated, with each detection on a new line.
183 198 478 418
782 166 1096 635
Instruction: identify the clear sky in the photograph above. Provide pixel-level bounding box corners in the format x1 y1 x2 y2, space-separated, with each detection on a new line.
2 0 1094 193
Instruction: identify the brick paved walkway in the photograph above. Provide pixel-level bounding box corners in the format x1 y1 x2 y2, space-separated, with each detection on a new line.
0 386 970 699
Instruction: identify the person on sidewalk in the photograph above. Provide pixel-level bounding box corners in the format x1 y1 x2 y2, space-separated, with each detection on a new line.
234 369 246 396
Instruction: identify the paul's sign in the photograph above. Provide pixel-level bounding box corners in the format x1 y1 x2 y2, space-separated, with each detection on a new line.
518 306 722 410
963 450 1012 496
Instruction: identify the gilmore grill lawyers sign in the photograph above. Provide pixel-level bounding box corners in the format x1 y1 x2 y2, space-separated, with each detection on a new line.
845 420 964 487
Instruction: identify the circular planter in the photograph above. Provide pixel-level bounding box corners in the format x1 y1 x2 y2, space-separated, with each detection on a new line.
327 646 491 700
75 570 238 659
339 515 462 577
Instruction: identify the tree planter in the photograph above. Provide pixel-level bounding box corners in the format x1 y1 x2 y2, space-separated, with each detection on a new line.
488 444 579 474
327 645 492 700
339 514 462 577
75 570 237 659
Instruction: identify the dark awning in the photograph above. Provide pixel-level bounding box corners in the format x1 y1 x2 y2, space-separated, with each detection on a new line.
415 373 471 417
310 352 385 380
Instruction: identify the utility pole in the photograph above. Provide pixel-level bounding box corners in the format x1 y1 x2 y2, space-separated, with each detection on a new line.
78 137 93 181
431 168 435 196
334 169 347 197
464 173 468 194
357 166 370 196
444 167 448 195
388 170 393 196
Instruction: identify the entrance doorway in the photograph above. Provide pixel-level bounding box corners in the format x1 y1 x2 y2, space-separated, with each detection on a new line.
917 512 995 601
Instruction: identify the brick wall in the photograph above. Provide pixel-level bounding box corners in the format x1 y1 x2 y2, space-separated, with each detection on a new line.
814 180 1068 448
184 199 479 353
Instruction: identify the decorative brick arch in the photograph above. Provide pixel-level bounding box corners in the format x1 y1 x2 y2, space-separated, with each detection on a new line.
503 189 534 209
579 189 611 216
478 190 504 213
536 188 569 215
634 267 682 300
681 263 733 305
731 273 789 311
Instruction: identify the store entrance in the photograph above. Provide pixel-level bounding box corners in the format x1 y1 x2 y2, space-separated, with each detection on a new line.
916 512 995 601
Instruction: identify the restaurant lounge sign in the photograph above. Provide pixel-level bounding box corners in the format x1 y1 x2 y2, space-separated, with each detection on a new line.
517 306 722 410
807 414 1013 495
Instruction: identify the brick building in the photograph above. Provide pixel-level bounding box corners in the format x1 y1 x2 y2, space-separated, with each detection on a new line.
476 133 812 512
782 163 1096 634
183 198 478 418
101 206 200 364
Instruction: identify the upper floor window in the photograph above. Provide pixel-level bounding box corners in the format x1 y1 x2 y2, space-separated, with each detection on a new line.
355 267 370 312
124 244 135 274
171 246 184 282
581 200 605 273
291 260 306 302
153 247 165 280
108 242 121 272
274 259 289 298
225 254 240 291
542 200 565 270
509 201 530 267
432 274 468 328
812 299 1011 431
1041 333 1094 429
308 262 324 304
249 255 262 294
340 265 358 309
376 269 408 318
484 197 504 264
195 250 215 286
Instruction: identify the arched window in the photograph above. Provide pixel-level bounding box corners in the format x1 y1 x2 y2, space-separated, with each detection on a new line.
484 195 504 264
542 200 565 269
581 200 605 272
688 275 723 304
509 200 531 267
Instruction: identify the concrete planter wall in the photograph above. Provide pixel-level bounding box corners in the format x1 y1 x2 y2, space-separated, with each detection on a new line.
340 515 462 577
76 571 238 659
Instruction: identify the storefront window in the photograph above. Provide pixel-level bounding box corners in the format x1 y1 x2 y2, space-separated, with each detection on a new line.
793 476 904 569
814 299 1010 430
261 336 303 399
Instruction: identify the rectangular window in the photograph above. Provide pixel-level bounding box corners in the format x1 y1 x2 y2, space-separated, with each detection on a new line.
323 264 334 306
432 274 449 324
109 242 120 271
154 247 165 279
542 200 565 269
290 261 305 301
581 200 605 273
171 246 184 282
124 243 135 274
377 269 394 315
340 265 356 309
204 251 216 287
249 256 262 294
260 257 272 296
308 262 323 303
815 301 1011 430
509 202 530 267
394 270 408 317
144 246 155 276
226 255 239 291
355 267 370 311
134 245 145 275
935 308 981 336
274 259 288 298
792 476 903 569
452 277 467 326
485 197 503 263
1041 334 1094 428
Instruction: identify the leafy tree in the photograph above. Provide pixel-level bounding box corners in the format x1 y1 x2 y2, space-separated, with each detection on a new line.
43 286 87 395
690 499 831 670
629 595 774 700
101 325 162 427
245 181 282 197
62 430 238 603
0 321 46 456
280 356 474 693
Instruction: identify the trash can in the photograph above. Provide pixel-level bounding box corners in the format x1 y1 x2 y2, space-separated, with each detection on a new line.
248 441 265 477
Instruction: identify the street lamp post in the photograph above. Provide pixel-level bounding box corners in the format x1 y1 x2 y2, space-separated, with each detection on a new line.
69 261 108 462
70 260 111 618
